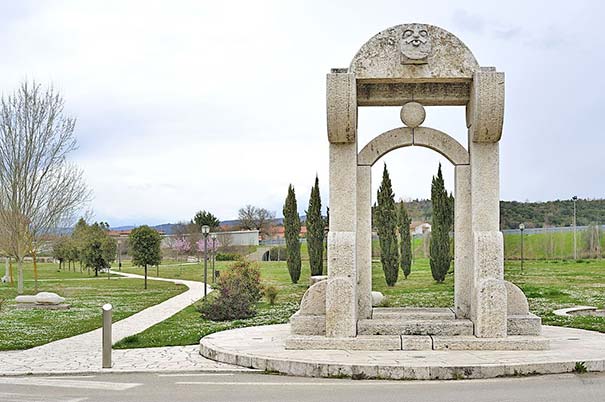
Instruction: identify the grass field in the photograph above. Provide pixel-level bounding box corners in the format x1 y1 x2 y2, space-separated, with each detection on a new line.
115 258 605 349
0 262 186 351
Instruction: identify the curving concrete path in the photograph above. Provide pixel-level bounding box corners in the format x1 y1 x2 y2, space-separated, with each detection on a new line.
0 272 248 376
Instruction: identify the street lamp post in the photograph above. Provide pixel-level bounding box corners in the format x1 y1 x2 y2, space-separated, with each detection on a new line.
519 223 525 273
211 233 217 283
572 196 578 260
201 225 210 299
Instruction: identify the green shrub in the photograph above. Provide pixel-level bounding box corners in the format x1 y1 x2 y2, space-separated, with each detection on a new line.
216 252 240 261
264 285 279 305
197 260 262 321
267 246 287 261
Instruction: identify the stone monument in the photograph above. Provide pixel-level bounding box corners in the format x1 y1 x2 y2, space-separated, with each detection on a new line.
287 23 547 351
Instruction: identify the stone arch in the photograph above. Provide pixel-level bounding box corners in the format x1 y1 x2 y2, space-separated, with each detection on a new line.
357 126 469 167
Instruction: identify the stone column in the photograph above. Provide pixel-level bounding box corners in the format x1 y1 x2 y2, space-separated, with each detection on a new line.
470 141 507 338
454 164 472 318
356 165 372 319
326 142 358 337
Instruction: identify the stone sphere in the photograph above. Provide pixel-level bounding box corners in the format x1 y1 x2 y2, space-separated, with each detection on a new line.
400 102 426 128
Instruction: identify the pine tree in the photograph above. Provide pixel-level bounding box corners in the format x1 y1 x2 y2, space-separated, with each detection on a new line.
376 164 399 286
430 164 452 282
283 184 301 284
306 176 324 276
398 202 412 279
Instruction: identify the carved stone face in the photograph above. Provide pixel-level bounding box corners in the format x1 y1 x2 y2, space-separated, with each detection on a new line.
400 24 431 65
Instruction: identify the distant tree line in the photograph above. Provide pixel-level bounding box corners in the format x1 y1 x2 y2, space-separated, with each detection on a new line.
389 199 605 230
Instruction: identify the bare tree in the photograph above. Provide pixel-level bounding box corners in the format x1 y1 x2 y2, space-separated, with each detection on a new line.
238 205 258 231
0 82 90 293
237 205 275 238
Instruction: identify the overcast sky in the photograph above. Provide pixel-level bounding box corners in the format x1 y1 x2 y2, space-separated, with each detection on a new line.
1 0 603 227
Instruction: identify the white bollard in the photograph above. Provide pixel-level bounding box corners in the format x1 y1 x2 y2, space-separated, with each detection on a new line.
102 303 112 368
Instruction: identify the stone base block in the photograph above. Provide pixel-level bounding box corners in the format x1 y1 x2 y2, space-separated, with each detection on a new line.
372 307 455 320
401 335 432 350
507 314 542 336
14 303 70 310
285 335 401 351
290 312 325 336
432 335 550 350
358 318 473 336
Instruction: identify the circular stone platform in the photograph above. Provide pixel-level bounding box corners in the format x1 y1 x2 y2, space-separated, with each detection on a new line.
200 324 605 380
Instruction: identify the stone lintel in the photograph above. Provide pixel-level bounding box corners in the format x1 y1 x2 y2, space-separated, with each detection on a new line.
327 73 357 144
357 82 470 106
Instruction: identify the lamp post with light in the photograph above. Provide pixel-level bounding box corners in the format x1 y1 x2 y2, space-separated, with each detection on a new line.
201 225 210 298
519 223 525 273
211 233 217 283
572 196 578 260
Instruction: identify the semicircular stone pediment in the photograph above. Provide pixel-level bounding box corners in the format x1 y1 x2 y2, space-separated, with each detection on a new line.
350 23 479 82
358 126 469 166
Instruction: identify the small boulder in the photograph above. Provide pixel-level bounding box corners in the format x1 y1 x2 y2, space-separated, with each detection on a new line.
34 292 65 305
372 291 385 307
15 295 37 304
309 275 328 285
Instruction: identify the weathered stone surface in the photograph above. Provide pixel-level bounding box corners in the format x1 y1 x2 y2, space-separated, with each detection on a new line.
290 312 325 335
504 280 530 315
358 318 473 336
326 276 357 337
414 127 469 166
350 24 479 82
432 335 549 351
474 278 507 338
326 73 356 144
15 295 37 304
401 335 432 350
329 143 357 232
372 307 455 320
298 280 326 316
16 292 66 305
470 141 500 232
508 314 542 336
356 82 470 106
357 127 413 166
309 275 327 285
356 165 372 319
400 102 425 128
468 70 505 143
357 127 468 167
454 165 472 318
473 231 504 282
14 303 70 310
371 291 384 307
285 335 400 351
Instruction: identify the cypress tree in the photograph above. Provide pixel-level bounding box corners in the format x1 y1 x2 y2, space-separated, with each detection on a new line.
430 164 452 282
398 202 412 279
306 176 324 276
376 164 399 286
283 184 301 283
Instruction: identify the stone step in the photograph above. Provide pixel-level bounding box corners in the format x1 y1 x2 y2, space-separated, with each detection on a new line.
372 307 455 320
358 318 474 336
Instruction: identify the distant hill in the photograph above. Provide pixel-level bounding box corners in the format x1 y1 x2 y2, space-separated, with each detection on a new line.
105 199 604 234
397 198 605 230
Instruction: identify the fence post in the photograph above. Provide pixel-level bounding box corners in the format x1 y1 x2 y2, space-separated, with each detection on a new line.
102 303 112 368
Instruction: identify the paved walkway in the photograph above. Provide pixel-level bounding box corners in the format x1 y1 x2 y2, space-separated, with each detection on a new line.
0 272 248 376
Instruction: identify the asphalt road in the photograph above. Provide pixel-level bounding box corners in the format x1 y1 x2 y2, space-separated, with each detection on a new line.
0 371 604 402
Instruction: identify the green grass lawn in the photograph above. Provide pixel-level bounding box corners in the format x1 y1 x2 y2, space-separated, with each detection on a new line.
115 258 605 349
0 262 186 351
